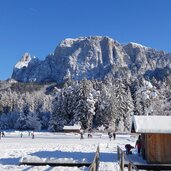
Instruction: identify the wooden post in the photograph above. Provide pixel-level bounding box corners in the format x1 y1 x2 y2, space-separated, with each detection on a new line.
128 163 132 171
93 163 95 171
117 146 120 160
120 152 124 171
88 145 100 171
96 145 99 171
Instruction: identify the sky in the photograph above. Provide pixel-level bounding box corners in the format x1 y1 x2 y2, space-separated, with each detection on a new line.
1 0 171 80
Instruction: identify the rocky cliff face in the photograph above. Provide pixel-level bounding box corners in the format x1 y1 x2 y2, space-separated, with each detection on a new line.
4 36 171 131
12 36 171 83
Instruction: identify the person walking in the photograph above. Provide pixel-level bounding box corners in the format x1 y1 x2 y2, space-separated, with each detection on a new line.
135 135 142 155
80 129 84 140
20 132 23 138
2 132 5 137
113 132 116 140
108 132 112 141
80 132 84 139
31 132 35 139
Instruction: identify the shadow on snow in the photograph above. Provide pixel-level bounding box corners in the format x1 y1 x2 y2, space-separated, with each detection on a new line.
30 150 95 163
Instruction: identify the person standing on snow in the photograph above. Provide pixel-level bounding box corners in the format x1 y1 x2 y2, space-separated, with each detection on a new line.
31 132 35 139
108 132 112 141
135 135 142 155
113 132 116 140
20 132 23 138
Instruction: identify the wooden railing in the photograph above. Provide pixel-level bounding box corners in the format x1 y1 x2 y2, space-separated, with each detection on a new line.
88 145 100 171
117 145 125 171
117 146 138 171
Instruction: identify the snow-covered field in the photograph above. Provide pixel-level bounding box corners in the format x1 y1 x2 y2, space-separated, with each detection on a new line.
0 131 138 171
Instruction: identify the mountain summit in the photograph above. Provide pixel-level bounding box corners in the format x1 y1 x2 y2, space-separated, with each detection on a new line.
12 36 171 83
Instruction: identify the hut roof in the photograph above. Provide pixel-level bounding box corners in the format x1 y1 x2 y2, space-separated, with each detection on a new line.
133 115 171 133
63 124 81 130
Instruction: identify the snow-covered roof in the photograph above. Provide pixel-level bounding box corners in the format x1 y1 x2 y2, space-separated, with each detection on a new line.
133 115 171 133
63 124 81 130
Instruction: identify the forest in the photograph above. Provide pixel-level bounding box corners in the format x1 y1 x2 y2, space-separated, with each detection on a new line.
0 76 170 132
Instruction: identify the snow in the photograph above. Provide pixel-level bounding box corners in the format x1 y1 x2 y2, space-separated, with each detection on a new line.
60 38 85 47
60 38 75 47
150 91 157 98
15 59 31 69
133 115 171 133
144 80 153 89
6 79 18 83
63 124 81 130
129 42 150 50
15 53 32 69
0 131 140 171
97 125 105 132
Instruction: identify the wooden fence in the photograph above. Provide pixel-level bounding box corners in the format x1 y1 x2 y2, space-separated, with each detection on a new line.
117 145 171 171
117 146 138 171
88 145 100 171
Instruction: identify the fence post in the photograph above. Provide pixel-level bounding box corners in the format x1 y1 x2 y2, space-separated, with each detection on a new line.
88 145 100 171
128 163 132 171
96 145 99 171
120 152 124 171
117 146 120 160
93 163 95 171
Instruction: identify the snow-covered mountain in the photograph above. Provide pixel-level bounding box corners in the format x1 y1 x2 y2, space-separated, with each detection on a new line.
1 36 171 132
12 36 171 83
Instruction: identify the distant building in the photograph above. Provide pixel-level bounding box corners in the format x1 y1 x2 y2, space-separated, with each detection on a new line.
132 115 171 164
63 124 81 133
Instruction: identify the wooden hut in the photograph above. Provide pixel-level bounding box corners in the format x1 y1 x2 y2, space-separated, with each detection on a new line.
132 115 171 164
63 124 81 133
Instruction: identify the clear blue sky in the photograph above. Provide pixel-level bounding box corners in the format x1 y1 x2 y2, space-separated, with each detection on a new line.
1 0 171 80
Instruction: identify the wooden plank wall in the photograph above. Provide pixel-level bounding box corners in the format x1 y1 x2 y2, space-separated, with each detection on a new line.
145 134 171 164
